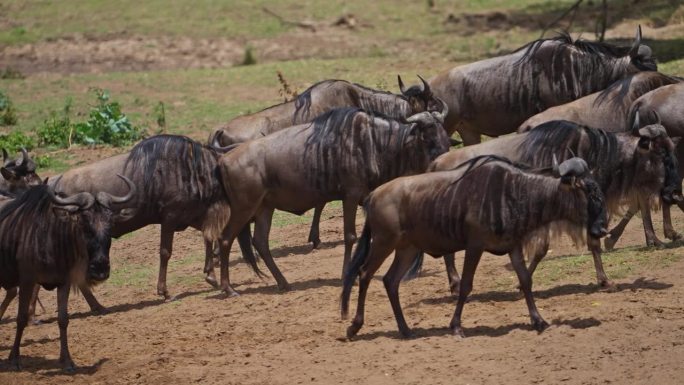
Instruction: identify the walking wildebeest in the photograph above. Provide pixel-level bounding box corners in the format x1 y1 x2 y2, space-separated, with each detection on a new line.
210 75 447 248
212 105 450 293
517 72 681 133
429 26 656 145
341 155 608 338
603 92 684 249
429 118 680 293
0 177 134 371
50 135 259 301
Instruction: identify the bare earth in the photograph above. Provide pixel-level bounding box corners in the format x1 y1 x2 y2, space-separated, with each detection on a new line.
0 204 682 385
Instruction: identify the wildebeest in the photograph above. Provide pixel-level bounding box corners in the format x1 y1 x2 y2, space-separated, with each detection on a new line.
0 148 41 196
429 118 680 292
517 72 681 133
0 177 134 371
603 90 684 248
210 75 447 248
341 155 607 338
429 26 656 144
50 135 259 300
212 105 450 293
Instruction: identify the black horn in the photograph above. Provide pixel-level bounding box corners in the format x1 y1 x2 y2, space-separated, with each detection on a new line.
397 75 407 95
96 174 137 207
15 147 28 167
430 97 449 124
417 75 431 94
49 189 95 210
552 153 560 177
210 131 239 153
559 157 589 177
629 25 643 58
631 110 641 136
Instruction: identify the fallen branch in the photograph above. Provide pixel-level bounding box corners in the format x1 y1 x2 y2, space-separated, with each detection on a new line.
262 7 317 32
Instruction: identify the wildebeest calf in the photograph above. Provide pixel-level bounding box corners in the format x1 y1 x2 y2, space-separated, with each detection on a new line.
341 156 607 338
0 176 134 371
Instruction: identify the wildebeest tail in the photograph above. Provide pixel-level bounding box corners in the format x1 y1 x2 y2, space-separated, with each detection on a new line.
340 219 371 319
236 225 266 278
402 252 424 281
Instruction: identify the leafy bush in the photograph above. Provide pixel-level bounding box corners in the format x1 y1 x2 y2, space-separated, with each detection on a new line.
0 91 18 126
72 89 143 146
0 130 34 152
241 45 257 66
37 99 73 147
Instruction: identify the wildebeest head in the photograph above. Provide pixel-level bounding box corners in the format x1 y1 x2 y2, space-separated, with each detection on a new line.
50 175 136 283
630 110 682 204
627 26 657 72
405 98 450 160
1 148 41 194
553 156 608 239
398 75 443 114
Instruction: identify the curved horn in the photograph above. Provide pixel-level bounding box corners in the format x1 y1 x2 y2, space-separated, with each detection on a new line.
15 147 28 167
99 174 136 205
552 153 560 177
566 146 576 158
406 111 433 125
397 75 407 95
559 157 589 177
417 74 431 94
653 110 661 125
630 25 643 57
209 131 237 153
49 189 95 210
430 97 449 124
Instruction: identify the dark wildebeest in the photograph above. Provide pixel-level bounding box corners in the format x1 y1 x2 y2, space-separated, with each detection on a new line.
212 105 450 293
0 177 134 371
341 155 607 338
429 118 680 294
517 72 681 133
429 26 656 145
0 148 43 321
50 135 259 301
210 75 447 248
604 86 684 248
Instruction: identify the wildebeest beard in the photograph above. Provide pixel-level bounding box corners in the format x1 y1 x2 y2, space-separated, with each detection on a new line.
293 80 414 123
123 135 222 205
302 107 428 191
507 32 656 116
418 156 590 245
0 185 89 289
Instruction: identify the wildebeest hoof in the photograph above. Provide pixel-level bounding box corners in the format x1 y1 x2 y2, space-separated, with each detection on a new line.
604 237 617 251
598 280 616 292
346 323 362 339
9 358 21 371
164 295 179 302
665 230 682 241
451 327 466 338
222 289 240 298
204 275 220 289
399 329 416 339
277 283 292 292
310 238 321 250
61 360 76 373
532 319 549 333
92 305 110 315
646 238 665 249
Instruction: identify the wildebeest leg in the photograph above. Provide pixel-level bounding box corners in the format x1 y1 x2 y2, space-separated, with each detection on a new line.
27 284 41 323
253 207 290 291
341 197 360 279
662 201 682 240
449 244 483 338
526 239 550 278
56 283 75 372
509 245 548 332
308 204 324 249
157 223 175 300
443 253 460 297
638 193 663 248
203 240 220 288
587 237 613 288
347 237 395 339
605 202 637 251
79 284 107 314
8 282 33 370
384 246 421 338
218 211 256 297
0 287 17 320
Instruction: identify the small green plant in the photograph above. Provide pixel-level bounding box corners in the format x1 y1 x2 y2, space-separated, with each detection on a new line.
0 131 34 152
37 98 73 147
153 101 166 133
0 67 24 80
241 45 257 66
73 88 144 146
34 154 54 169
0 91 18 126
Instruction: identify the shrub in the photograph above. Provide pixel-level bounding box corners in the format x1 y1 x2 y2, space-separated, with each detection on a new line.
0 91 18 126
0 130 34 152
241 45 257 66
72 88 143 146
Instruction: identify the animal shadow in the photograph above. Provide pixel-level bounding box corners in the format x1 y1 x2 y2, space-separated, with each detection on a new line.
0 357 108 375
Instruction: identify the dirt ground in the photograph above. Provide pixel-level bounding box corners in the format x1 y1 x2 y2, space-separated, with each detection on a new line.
0 204 683 385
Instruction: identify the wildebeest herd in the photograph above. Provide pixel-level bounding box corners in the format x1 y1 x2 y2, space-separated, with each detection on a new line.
2 26 684 371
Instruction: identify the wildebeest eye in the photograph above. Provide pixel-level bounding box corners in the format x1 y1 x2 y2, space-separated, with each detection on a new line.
638 137 650 150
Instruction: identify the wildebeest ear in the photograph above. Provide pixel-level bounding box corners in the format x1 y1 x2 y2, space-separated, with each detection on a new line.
0 167 17 180
53 205 80 215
